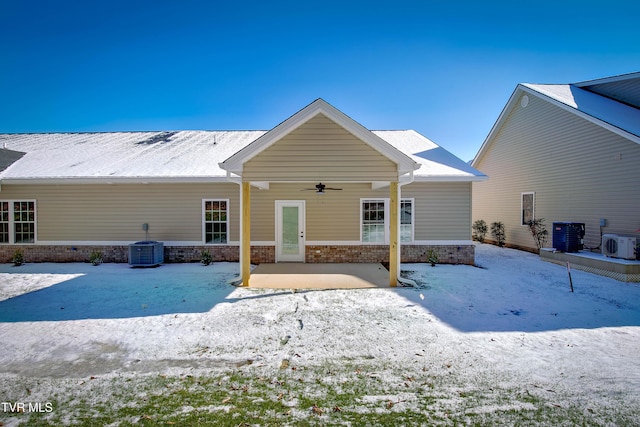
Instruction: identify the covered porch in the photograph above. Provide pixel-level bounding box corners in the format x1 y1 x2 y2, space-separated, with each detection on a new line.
219 99 421 288
249 263 390 289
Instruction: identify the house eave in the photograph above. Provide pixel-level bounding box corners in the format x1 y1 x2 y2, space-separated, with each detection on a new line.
472 84 640 168
0 176 230 185
219 99 421 177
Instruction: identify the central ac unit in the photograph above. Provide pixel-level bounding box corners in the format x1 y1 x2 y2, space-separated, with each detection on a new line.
602 234 636 260
129 241 164 267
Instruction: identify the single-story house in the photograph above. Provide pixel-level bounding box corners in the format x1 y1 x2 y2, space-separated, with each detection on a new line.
471 72 640 252
0 99 486 285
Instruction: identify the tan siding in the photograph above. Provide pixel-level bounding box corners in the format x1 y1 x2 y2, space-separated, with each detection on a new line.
250 183 388 241
250 182 471 242
0 183 239 242
473 93 640 250
243 114 398 182
402 182 471 240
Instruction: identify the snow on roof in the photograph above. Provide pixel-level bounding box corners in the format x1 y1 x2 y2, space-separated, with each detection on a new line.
0 131 266 181
373 130 486 180
0 129 485 182
522 83 640 140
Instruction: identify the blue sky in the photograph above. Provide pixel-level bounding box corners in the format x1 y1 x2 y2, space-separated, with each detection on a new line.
1 0 638 161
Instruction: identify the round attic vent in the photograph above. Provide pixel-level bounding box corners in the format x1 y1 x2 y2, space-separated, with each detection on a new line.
521 95 529 108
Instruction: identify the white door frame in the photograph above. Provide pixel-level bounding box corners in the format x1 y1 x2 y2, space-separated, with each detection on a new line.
275 200 306 262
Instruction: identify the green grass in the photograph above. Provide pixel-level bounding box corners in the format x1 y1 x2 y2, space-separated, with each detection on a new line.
2 363 636 426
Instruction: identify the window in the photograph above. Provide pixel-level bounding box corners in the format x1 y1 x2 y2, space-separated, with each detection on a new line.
362 199 387 243
400 199 414 243
521 192 534 226
361 198 413 244
203 200 228 244
0 202 9 243
0 200 36 244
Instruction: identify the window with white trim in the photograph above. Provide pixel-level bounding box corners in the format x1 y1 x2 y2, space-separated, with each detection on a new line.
0 201 9 243
360 198 414 244
362 199 387 243
0 200 36 244
400 199 414 243
521 192 534 226
203 200 228 244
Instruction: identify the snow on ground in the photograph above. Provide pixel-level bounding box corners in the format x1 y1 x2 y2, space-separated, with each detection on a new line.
1 243 639 421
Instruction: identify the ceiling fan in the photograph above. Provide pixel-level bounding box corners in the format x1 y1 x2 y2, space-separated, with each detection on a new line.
302 182 343 194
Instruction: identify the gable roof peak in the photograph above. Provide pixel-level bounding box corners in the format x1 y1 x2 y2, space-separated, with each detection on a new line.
220 99 420 177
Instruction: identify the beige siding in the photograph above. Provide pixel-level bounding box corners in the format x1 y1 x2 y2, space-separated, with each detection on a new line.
250 182 471 242
403 182 471 240
473 93 640 250
0 183 239 242
2 180 472 245
243 114 398 182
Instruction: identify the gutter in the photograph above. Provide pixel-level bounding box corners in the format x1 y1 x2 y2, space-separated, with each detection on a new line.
397 171 418 287
225 171 244 286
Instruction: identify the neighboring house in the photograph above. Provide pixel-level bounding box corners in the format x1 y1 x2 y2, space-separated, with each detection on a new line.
472 72 640 252
0 99 486 285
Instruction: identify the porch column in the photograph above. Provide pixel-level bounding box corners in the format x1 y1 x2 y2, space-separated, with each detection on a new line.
389 181 398 287
242 181 251 287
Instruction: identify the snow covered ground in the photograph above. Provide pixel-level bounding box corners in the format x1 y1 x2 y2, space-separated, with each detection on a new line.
1 244 639 425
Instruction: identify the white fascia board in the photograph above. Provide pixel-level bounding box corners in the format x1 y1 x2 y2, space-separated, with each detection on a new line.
412 240 474 245
219 99 420 176
0 176 230 185
412 175 487 182
574 71 640 87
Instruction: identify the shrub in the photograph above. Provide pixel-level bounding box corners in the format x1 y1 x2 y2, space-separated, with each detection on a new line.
12 249 24 266
472 220 488 242
527 218 548 251
200 250 213 266
427 249 439 267
491 221 506 247
89 251 103 266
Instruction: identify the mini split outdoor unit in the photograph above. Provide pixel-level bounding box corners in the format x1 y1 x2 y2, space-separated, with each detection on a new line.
602 234 636 260
128 241 164 267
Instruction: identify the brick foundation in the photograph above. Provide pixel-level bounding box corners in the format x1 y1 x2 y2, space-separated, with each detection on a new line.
1 244 474 265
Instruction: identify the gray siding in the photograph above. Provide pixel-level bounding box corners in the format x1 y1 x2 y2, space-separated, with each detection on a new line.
473 92 640 250
582 78 640 109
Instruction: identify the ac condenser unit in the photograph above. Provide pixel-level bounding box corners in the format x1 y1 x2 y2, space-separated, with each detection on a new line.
602 234 636 260
129 241 164 267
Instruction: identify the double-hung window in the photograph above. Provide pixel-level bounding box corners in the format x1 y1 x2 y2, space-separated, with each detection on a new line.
203 200 228 244
521 192 535 226
0 200 36 244
400 199 414 243
361 198 414 244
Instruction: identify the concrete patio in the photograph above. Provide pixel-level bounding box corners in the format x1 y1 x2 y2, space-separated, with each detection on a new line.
248 263 390 289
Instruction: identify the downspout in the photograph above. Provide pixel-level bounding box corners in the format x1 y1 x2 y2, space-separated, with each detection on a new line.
397 171 417 287
225 171 244 286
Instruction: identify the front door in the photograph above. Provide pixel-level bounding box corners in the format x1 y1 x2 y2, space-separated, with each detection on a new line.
276 200 305 262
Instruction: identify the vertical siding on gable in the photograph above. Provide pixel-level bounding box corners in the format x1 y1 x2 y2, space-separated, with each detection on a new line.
473 93 640 250
0 183 239 243
243 114 398 182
